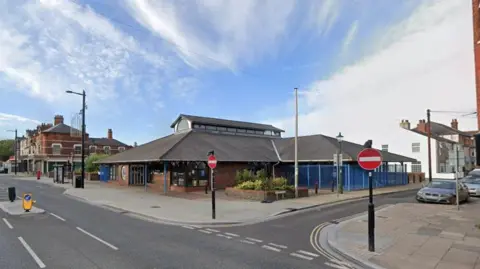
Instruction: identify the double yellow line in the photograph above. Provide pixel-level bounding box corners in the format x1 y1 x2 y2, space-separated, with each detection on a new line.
310 220 355 268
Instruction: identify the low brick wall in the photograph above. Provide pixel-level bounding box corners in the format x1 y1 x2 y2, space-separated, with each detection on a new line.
408 172 425 183
225 187 309 200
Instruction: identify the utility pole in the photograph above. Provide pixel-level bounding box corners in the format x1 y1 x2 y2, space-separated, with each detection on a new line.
81 90 86 189
427 109 432 182
455 144 460 211
294 88 299 198
14 129 17 175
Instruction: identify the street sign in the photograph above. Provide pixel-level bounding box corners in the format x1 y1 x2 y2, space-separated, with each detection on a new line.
357 148 382 170
333 154 343 166
23 193 33 212
208 155 217 169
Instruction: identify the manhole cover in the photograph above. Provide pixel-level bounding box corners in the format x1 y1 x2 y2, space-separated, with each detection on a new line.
150 205 161 208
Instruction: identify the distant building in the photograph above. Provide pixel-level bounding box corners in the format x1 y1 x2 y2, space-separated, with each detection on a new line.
397 119 476 179
19 115 131 175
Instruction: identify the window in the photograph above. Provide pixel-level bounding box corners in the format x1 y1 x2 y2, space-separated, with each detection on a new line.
381 144 388 152
227 128 236 133
104 146 111 155
412 143 421 153
176 119 190 132
246 129 255 134
264 130 273 136
216 126 227 131
255 130 264 135
193 124 205 129
274 131 280 136
118 147 126 152
89 145 97 154
236 128 246 133
205 125 217 130
52 143 62 155
73 144 82 155
411 163 422 173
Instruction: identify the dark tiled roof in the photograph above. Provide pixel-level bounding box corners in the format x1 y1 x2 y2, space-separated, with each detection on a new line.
42 123 82 135
161 131 279 162
97 130 417 164
170 114 285 132
409 129 459 144
88 137 128 147
416 122 472 137
98 131 190 163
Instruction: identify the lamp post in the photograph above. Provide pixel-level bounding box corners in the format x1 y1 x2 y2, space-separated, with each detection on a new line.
6 129 18 175
294 88 299 198
336 132 344 194
66 89 86 189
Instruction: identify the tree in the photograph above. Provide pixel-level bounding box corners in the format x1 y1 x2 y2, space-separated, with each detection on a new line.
85 153 109 173
0 140 14 162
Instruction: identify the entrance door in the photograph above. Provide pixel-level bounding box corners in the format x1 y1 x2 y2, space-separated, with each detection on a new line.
130 165 145 186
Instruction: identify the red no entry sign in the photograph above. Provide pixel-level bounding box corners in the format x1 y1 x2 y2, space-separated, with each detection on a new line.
208 155 217 169
357 148 382 170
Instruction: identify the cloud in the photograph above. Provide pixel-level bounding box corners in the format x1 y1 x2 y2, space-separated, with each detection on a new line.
341 20 359 54
0 0 168 105
0 112 40 137
265 0 476 146
124 0 341 71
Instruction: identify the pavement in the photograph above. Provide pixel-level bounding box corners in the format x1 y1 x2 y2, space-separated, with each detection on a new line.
0 175 326 269
322 199 480 269
9 174 422 225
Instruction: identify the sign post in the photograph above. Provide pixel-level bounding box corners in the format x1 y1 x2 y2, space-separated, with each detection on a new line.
22 193 33 213
357 146 382 253
207 152 217 219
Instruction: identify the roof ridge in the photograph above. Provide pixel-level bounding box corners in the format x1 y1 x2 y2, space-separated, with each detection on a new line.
158 130 193 160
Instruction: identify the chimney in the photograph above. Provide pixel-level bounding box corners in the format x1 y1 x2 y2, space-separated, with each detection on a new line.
417 119 429 133
405 120 411 129
54 115 64 125
107 129 113 139
451 119 458 130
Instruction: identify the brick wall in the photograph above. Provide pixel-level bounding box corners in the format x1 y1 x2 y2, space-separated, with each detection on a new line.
473 0 480 129
214 162 250 189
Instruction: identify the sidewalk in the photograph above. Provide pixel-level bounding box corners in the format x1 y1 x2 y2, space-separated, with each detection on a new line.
62 182 421 226
325 202 480 269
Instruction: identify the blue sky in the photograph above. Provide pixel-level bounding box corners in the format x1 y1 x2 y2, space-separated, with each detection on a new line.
0 0 477 146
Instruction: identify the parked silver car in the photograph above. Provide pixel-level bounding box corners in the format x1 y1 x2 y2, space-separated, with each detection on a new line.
461 170 480 196
416 180 469 204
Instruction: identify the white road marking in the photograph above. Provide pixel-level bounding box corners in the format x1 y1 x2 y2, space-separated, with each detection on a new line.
2 218 13 229
189 225 202 229
268 243 287 249
290 252 314 260
198 230 212 234
262 245 281 252
205 228 220 233
217 234 233 239
239 239 256 245
49 213 66 222
224 232 239 237
245 237 263 243
325 262 350 269
18 237 46 268
76 227 118 250
297 250 319 257
182 225 195 229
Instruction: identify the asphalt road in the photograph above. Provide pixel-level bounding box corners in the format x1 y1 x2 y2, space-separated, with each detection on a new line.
0 176 345 269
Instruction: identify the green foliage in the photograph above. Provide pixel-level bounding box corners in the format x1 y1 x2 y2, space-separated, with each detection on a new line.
236 179 264 190
85 153 109 172
234 170 291 191
235 169 254 185
0 139 14 161
272 177 288 190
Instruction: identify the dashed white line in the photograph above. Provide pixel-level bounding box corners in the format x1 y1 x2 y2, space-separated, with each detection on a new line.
182 225 195 229
268 243 287 249
76 227 118 250
245 237 263 243
217 234 233 239
224 232 239 237
297 250 319 257
189 225 201 229
329 259 353 268
325 262 350 269
205 228 220 233
198 230 212 234
239 239 256 245
49 213 66 222
290 252 314 260
2 218 13 229
18 237 46 268
262 245 281 252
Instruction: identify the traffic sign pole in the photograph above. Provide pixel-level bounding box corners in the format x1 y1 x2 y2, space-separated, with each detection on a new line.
207 152 217 220
357 145 382 253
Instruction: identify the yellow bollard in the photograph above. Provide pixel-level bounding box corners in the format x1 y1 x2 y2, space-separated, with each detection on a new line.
22 193 33 212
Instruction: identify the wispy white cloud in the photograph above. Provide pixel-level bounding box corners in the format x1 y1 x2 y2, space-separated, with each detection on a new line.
0 0 168 106
0 112 40 137
124 0 342 71
341 20 359 54
265 0 476 146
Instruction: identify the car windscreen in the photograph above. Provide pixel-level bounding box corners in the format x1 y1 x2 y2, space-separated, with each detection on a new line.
463 177 480 183
467 170 480 177
427 181 456 189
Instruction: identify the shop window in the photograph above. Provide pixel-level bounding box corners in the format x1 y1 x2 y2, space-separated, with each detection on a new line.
170 162 186 187
52 143 62 155
73 144 82 155
170 162 208 187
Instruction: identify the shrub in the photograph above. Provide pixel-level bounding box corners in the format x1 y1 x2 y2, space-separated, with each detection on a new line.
235 179 264 190
272 177 288 190
235 169 254 185
85 153 109 173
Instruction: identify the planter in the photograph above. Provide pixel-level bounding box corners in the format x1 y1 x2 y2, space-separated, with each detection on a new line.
225 187 309 200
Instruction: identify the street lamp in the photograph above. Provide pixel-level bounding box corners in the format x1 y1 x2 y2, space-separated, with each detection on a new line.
336 132 344 194
6 129 18 175
66 89 86 189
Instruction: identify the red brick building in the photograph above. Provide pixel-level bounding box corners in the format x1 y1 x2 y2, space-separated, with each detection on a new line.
472 0 480 129
20 115 131 175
